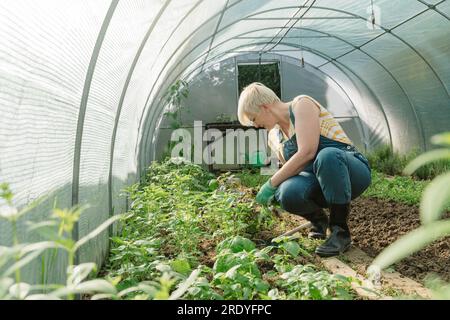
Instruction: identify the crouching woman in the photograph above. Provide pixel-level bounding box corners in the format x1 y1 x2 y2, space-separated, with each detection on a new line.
237 82 371 257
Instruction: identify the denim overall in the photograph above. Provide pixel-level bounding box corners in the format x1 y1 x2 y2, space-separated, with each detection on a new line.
274 106 371 216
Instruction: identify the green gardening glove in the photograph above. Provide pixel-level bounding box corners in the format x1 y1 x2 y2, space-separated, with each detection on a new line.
256 179 277 206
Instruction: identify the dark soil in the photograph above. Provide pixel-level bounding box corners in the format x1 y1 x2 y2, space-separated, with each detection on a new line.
198 239 217 268
257 196 450 285
349 197 450 283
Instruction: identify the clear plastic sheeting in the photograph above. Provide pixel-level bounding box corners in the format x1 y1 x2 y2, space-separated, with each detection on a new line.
141 0 450 164
0 0 111 284
77 0 165 267
0 0 449 285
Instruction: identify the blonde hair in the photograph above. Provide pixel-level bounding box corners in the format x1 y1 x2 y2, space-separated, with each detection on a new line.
237 82 280 126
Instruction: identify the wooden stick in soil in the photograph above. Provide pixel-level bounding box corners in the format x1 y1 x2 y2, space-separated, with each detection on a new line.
279 222 312 237
270 207 312 242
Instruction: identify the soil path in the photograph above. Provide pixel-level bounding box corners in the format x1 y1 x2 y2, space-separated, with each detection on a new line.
252 194 450 284
349 197 450 283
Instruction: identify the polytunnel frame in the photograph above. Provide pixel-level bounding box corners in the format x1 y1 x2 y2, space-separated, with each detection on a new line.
199 0 230 74
246 0 317 56
105 1 171 226
140 29 388 169
139 6 435 166
71 0 119 258
138 0 446 159
145 41 382 164
417 0 450 19
139 1 450 130
71 0 172 263
184 42 373 148
200 23 419 133
138 1 449 170
66 0 450 256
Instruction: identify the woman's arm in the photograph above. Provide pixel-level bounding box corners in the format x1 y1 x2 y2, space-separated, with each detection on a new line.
270 97 320 187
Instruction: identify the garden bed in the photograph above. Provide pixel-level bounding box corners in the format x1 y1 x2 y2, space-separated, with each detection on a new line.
271 198 450 285
102 160 357 300
237 169 450 285
349 197 450 283
101 160 447 299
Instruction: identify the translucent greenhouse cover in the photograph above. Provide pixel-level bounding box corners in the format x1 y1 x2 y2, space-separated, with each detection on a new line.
0 0 449 284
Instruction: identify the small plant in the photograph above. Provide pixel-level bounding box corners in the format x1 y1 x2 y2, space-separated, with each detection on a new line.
365 144 408 176
163 79 189 130
211 237 272 299
0 183 205 300
365 144 450 180
362 170 428 205
0 184 123 299
103 159 354 300
235 170 269 188
277 265 354 300
161 79 190 159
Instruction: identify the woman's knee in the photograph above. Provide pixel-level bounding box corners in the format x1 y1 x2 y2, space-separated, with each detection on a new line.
277 185 301 212
276 178 318 215
350 166 372 200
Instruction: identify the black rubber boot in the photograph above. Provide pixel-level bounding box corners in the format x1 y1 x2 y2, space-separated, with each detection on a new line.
303 209 328 240
315 204 351 257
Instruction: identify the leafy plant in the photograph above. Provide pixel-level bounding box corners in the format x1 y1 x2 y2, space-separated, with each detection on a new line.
163 79 189 129
216 236 256 253
277 265 354 300
0 185 124 299
365 144 450 180
0 184 204 300
212 238 272 299
103 159 355 300
185 271 223 300
235 169 270 189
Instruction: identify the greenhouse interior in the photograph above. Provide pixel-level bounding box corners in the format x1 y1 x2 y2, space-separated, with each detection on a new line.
0 0 449 301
